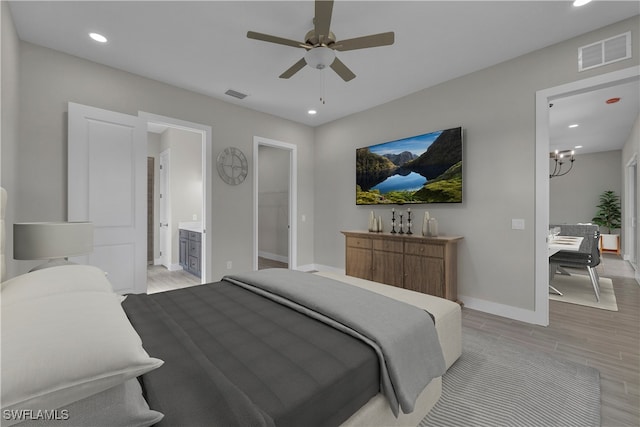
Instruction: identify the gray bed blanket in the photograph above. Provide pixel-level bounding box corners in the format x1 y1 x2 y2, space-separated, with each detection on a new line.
224 269 446 416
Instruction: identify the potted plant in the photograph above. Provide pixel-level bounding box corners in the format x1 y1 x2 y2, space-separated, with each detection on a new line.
591 190 622 254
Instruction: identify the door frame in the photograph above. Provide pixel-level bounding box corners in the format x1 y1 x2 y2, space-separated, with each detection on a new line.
625 153 638 273
158 149 171 269
535 65 640 326
253 136 298 271
140 112 213 283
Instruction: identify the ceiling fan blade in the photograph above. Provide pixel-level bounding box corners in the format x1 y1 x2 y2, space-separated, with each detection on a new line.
279 58 307 79
330 57 356 82
314 0 334 44
247 31 309 49
334 32 395 52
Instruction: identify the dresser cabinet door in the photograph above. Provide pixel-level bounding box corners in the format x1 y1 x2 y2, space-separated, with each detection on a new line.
372 239 404 288
346 246 372 280
404 253 445 297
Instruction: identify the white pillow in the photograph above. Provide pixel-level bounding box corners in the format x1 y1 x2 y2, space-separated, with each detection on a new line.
1 265 113 305
10 379 163 427
1 291 163 423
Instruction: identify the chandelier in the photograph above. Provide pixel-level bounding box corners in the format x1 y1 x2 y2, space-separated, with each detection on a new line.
549 150 575 178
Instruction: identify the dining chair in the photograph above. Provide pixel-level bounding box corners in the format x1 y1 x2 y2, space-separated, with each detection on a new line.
549 229 601 301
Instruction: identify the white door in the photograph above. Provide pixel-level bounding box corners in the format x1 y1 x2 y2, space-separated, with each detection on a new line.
68 102 147 294
159 149 170 268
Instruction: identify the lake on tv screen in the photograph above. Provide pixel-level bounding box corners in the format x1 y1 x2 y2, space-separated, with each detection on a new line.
371 171 426 193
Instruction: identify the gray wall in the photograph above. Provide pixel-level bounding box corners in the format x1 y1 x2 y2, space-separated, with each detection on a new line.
3 5 638 318
313 16 639 311
550 150 622 224
8 37 315 279
1 2 20 279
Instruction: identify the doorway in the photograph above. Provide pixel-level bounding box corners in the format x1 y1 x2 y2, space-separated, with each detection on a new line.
141 112 213 285
535 66 640 326
253 136 297 271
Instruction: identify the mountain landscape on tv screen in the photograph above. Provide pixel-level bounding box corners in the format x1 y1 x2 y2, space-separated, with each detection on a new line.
356 128 462 204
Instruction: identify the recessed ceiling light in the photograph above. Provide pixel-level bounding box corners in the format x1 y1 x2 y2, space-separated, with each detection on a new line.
574 145 583 149
568 124 579 128
89 32 108 43
573 0 592 6
308 110 317 115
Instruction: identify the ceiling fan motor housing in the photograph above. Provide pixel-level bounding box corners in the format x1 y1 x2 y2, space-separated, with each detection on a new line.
304 29 336 47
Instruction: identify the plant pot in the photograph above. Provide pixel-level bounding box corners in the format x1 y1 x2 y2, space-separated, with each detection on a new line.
600 233 620 255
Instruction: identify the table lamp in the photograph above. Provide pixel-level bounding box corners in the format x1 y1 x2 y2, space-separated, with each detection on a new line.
14 222 93 271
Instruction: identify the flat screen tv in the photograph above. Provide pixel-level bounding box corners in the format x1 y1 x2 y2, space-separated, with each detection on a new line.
356 127 462 205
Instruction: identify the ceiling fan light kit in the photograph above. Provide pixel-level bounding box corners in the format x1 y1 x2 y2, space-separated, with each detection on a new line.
247 0 394 82
305 47 336 70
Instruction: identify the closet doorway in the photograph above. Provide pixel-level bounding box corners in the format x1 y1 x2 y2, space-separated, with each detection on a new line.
253 137 297 271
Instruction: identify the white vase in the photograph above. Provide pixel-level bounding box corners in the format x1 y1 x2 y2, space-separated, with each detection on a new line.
422 215 429 236
428 218 438 237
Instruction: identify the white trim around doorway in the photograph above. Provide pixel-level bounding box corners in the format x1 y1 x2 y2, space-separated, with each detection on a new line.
535 65 640 326
253 136 298 271
139 111 213 283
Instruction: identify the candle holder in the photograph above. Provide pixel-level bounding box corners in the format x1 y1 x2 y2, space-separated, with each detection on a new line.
399 214 405 234
390 210 397 234
407 210 413 235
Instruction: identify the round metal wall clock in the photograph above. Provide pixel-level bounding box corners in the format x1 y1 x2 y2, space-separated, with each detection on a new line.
216 147 248 185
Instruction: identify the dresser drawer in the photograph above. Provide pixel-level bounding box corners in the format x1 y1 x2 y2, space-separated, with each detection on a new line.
404 242 444 258
179 229 189 239
372 238 403 253
346 236 372 249
188 231 201 242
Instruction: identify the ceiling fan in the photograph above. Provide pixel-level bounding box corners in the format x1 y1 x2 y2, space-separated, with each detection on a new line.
247 0 394 82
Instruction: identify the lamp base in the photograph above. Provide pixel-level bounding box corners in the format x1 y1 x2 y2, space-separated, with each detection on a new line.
30 258 78 272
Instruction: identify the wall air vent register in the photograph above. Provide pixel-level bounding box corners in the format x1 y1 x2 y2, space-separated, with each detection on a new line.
578 32 631 72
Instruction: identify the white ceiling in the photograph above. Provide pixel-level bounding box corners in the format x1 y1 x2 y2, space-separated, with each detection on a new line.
8 1 640 153
549 79 639 154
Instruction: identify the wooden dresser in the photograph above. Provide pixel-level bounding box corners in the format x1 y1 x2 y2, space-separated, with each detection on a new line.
342 230 463 302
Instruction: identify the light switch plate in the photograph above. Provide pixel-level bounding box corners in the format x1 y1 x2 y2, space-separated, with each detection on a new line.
512 219 525 230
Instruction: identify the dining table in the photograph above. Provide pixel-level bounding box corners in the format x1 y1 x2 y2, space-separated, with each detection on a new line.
548 235 584 256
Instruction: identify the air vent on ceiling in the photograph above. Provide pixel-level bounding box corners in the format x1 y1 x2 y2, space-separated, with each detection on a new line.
578 32 631 72
225 89 248 100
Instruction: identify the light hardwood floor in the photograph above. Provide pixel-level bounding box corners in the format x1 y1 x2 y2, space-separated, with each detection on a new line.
146 265 201 294
463 254 639 427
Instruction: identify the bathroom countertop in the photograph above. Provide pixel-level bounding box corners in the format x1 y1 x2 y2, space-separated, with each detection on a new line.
178 221 202 233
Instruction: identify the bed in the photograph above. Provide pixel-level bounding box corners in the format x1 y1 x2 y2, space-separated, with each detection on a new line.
0 187 461 426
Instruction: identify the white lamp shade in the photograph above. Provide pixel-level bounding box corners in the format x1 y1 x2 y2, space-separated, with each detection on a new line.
304 47 336 70
14 222 93 260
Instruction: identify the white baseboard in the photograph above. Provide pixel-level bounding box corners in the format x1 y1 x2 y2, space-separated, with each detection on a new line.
459 295 545 325
295 263 345 274
258 251 289 264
